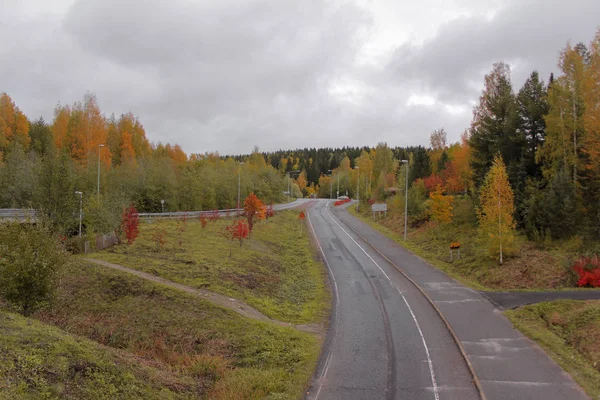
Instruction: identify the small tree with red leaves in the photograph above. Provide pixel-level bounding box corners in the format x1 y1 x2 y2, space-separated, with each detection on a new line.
266 204 275 221
224 219 250 256
176 214 188 249
243 193 266 232
209 209 220 222
121 205 140 245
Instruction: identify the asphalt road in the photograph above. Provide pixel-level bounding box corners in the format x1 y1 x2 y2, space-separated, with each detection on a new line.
310 200 589 400
306 200 479 400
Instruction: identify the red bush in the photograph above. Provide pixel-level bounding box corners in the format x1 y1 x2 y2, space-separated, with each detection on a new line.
121 205 140 245
209 209 220 222
572 255 600 287
266 204 275 220
422 174 444 193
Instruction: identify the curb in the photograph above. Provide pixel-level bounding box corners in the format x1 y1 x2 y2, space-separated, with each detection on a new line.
334 207 488 400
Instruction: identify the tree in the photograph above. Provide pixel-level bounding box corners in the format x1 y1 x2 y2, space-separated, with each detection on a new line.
409 147 432 184
121 205 140 245
28 117 54 156
516 71 548 179
469 62 521 187
224 219 250 254
538 43 586 188
429 184 454 225
0 222 67 315
0 93 30 153
430 128 447 151
243 192 266 232
477 155 516 264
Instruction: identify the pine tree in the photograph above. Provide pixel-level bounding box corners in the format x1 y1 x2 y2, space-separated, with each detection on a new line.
469 62 521 187
409 146 431 184
477 155 516 264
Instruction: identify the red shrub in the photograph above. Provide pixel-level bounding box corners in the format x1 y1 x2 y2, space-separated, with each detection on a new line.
422 174 444 193
209 209 220 222
121 205 140 245
266 204 275 220
572 255 600 287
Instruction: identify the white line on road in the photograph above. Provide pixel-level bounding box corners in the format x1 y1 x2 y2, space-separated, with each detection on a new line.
326 208 440 400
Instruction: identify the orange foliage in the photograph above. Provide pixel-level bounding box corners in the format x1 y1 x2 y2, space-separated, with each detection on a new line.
243 192 266 231
0 93 30 151
120 131 136 166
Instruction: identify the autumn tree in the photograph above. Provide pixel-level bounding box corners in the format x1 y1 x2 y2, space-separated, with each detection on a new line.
0 93 30 153
243 192 266 231
224 219 250 255
477 155 516 264
429 184 454 225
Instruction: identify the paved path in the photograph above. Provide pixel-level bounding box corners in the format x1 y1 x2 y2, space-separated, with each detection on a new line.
84 258 322 336
306 201 479 400
481 290 600 310
322 201 588 400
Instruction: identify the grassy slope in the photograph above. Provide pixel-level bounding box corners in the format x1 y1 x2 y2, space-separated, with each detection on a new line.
8 260 322 399
505 300 600 399
349 199 586 291
89 211 329 323
0 309 193 400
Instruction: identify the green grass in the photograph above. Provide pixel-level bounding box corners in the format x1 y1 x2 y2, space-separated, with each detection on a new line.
505 300 600 399
348 200 582 291
0 309 193 399
6 259 321 399
88 211 329 324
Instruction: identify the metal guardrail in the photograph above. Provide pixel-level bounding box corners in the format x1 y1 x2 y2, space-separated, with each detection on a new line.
136 209 243 219
0 209 38 221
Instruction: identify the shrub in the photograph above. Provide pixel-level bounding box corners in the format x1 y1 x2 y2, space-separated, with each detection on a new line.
121 205 140 245
0 222 68 314
572 255 600 287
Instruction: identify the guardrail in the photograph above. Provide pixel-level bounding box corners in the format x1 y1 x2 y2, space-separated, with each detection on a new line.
136 209 243 220
0 209 38 221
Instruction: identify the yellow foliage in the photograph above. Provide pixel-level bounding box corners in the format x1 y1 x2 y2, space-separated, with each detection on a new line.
477 155 516 264
429 184 453 224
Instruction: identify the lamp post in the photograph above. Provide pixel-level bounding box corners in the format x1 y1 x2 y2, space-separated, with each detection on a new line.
237 162 244 213
161 199 165 213
75 191 83 237
97 144 104 200
401 159 409 241
327 170 333 200
337 172 340 199
287 170 300 203
355 166 359 212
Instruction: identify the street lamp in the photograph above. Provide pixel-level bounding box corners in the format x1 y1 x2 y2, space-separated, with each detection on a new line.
75 191 83 237
327 170 333 200
287 170 300 203
354 166 359 212
161 199 165 213
337 171 340 199
401 159 409 241
97 144 104 200
237 162 244 214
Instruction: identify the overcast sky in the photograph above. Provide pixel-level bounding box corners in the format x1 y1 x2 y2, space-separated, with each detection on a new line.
1 0 598 155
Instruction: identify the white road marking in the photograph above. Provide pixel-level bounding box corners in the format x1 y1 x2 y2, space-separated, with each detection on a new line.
306 202 340 400
326 209 440 400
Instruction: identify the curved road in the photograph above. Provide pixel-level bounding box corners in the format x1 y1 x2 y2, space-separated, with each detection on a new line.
306 200 479 400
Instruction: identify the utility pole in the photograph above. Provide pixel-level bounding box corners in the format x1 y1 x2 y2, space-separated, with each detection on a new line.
337 172 340 199
355 166 359 212
97 144 104 200
328 169 333 199
237 162 244 215
402 159 409 241
75 191 83 237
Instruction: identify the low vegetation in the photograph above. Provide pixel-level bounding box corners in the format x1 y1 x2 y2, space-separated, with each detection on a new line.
505 300 600 399
89 210 329 324
349 199 598 291
1 259 321 399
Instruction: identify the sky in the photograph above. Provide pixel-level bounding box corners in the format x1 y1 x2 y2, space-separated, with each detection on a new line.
1 0 599 155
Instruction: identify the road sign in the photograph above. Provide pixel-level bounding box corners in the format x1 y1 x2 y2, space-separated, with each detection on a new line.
371 203 387 212
299 211 306 219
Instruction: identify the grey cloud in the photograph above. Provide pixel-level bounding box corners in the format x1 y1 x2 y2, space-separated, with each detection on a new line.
386 0 600 104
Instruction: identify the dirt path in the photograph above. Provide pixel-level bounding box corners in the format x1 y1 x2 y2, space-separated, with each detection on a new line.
84 258 323 336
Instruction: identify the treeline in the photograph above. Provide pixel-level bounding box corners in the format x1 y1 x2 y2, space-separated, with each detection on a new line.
270 29 600 242
0 93 284 236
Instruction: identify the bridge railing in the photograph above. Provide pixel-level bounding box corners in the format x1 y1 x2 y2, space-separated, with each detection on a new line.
0 209 37 221
136 209 243 219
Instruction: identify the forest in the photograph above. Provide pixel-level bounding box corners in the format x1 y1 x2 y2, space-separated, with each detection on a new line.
1 29 598 243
